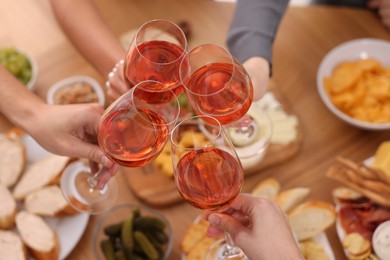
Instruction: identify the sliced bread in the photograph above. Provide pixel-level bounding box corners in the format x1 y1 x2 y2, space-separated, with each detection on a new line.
275 187 311 213
24 185 77 217
0 230 27 260
16 211 59 260
13 155 70 200
0 183 17 229
288 200 336 241
251 177 281 200
0 130 26 187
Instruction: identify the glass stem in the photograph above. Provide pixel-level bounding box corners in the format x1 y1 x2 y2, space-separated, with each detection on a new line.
87 167 112 190
223 232 240 257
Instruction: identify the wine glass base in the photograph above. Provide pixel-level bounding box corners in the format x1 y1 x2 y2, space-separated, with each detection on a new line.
60 161 118 214
225 107 272 169
207 238 248 260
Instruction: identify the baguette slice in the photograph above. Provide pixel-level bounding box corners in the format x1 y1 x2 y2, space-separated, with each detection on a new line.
0 183 17 229
288 200 335 241
0 129 26 187
16 211 60 260
251 177 281 200
13 155 70 200
25 185 77 217
0 230 27 260
275 187 311 213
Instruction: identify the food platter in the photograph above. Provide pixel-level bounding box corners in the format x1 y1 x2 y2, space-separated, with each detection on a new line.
334 156 390 259
1 133 90 259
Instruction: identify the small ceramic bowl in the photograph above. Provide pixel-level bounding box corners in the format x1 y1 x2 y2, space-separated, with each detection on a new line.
316 38 390 131
47 75 105 106
92 204 173 260
0 47 38 90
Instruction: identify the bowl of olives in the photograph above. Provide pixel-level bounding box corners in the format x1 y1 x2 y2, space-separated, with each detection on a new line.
92 204 173 260
0 47 38 90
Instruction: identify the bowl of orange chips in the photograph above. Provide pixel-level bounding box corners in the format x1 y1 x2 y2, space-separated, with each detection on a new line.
317 38 390 130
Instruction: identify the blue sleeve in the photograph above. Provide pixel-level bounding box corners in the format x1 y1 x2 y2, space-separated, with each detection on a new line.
227 0 289 64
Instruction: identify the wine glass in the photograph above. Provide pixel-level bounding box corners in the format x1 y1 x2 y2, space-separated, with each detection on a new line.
123 19 188 100
170 115 246 259
61 80 180 214
179 44 267 161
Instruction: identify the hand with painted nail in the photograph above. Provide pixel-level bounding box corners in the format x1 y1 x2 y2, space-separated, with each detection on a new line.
206 194 304 260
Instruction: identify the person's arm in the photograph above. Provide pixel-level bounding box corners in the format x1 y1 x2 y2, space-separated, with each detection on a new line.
227 0 289 100
0 65 114 174
49 0 128 100
49 0 125 78
206 194 304 260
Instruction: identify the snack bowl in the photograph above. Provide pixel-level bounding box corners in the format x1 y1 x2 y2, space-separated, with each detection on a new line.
0 47 38 90
47 75 105 106
316 38 390 131
92 204 173 260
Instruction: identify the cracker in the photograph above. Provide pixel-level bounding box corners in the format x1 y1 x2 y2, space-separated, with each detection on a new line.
186 237 217 260
181 219 209 254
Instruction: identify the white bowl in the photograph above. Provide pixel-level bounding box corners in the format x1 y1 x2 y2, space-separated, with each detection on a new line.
47 75 105 106
316 38 390 130
0 48 38 90
24 52 38 90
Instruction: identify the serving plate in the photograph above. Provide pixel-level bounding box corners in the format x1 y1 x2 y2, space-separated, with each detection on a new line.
21 134 89 259
316 38 390 130
334 156 389 259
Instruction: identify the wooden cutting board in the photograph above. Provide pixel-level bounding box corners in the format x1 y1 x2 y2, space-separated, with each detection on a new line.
124 83 304 207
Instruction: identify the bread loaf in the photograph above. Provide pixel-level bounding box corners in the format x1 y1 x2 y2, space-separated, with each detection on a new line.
251 177 281 200
0 183 17 229
0 130 26 187
16 211 60 260
288 200 335 241
25 185 76 217
275 187 310 213
13 155 70 200
0 230 27 260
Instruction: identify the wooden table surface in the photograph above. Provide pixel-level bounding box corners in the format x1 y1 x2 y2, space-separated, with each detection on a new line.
1 0 390 259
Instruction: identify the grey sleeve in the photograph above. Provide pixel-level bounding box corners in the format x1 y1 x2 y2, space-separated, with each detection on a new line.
227 0 289 64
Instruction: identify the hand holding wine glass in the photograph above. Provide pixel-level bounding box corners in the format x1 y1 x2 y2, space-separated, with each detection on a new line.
206 194 304 260
61 80 180 214
170 115 246 259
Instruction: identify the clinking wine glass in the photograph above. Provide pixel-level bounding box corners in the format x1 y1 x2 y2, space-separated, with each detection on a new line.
123 19 188 100
179 44 265 160
170 115 246 260
61 80 180 214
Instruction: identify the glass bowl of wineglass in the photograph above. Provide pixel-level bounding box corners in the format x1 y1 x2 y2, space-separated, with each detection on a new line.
179 44 269 164
92 204 174 260
124 19 188 99
60 80 180 214
171 115 247 259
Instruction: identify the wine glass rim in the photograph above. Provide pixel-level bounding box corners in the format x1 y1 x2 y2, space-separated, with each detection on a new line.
179 44 236 97
132 80 181 127
170 115 223 150
133 19 188 66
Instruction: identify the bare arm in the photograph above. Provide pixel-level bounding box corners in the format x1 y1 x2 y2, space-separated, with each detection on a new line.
0 65 114 171
49 0 126 78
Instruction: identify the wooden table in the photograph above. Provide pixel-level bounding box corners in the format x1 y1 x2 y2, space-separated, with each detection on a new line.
1 1 390 259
